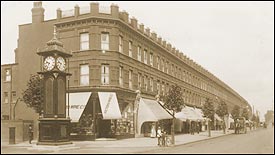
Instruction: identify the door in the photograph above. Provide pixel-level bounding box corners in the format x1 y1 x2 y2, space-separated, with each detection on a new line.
9 127 15 144
97 118 111 138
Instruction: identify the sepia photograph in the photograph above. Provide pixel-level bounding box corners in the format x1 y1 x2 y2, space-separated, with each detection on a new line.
1 1 274 154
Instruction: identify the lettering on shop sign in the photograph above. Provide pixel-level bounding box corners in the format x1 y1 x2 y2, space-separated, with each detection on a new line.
104 93 113 114
66 105 86 109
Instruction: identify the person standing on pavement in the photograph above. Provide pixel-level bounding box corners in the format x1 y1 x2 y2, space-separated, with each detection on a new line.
190 122 194 135
236 119 240 134
157 126 162 146
162 130 166 146
28 125 34 144
196 121 200 134
150 123 156 138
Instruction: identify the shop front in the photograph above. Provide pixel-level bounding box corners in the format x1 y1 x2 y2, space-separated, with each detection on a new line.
214 113 223 130
175 106 206 134
137 98 173 137
66 92 93 140
67 91 135 140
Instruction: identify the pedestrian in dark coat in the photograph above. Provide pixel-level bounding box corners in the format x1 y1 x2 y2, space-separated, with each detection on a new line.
28 125 34 144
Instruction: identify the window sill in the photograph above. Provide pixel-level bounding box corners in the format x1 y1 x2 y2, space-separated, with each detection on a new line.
79 85 90 87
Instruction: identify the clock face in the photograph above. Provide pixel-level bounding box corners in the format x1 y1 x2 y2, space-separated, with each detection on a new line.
44 56 55 71
56 57 66 71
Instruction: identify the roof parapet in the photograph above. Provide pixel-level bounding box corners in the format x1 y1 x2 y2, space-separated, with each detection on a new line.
151 32 157 41
167 43 172 51
130 17 137 29
145 28 150 36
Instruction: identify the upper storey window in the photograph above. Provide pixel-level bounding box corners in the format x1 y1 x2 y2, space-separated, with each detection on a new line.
157 56 160 70
171 64 174 76
150 77 153 92
119 66 123 86
144 49 148 64
161 59 165 72
144 75 148 91
101 65 109 85
80 33 89 51
5 69 11 82
129 41 133 58
4 92 8 103
149 52 153 66
129 70 133 89
101 33 109 50
80 64 89 86
119 36 123 53
166 61 169 74
138 73 142 89
137 46 141 62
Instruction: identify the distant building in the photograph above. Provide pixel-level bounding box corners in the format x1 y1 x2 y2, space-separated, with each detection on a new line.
1 2 251 141
1 63 18 120
264 110 274 124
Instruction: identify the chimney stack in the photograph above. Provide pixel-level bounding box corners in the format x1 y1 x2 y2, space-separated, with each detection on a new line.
31 1 45 23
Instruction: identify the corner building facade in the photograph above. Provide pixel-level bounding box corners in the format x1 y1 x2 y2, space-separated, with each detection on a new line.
1 2 251 141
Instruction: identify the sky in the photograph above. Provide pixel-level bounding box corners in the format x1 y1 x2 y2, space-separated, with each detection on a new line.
1 1 274 121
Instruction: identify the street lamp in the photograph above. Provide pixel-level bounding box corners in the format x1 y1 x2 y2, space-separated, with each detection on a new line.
13 97 22 120
208 118 212 137
171 107 176 145
133 90 141 136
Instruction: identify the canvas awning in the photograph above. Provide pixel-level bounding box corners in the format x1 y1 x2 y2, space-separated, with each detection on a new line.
193 108 206 121
66 92 92 122
98 92 122 120
214 113 223 121
175 106 204 121
137 98 172 134
228 114 234 123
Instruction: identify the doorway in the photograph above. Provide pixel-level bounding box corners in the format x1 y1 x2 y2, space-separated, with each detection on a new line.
9 127 15 144
97 118 111 138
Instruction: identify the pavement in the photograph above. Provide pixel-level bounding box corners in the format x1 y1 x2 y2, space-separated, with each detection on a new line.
2 129 237 153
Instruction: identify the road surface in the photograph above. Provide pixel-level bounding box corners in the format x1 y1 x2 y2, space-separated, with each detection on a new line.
2 127 273 154
141 127 274 154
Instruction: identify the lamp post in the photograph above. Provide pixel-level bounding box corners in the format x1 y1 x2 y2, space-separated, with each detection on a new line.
133 90 140 136
171 107 176 145
208 118 211 137
13 97 22 120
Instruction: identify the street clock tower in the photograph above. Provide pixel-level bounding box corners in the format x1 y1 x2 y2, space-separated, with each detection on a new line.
37 26 72 145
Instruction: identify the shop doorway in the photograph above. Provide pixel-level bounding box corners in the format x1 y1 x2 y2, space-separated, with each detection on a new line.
97 118 111 138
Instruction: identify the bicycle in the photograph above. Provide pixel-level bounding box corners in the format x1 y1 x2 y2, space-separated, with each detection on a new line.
165 135 172 147
159 135 172 147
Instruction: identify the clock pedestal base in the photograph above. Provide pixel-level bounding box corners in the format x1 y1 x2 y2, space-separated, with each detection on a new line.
37 118 72 145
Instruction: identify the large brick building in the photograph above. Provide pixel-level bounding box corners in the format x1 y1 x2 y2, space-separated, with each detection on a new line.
1 2 251 141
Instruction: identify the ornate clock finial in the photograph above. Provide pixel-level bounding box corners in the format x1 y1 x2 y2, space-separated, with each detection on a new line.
45 25 64 48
